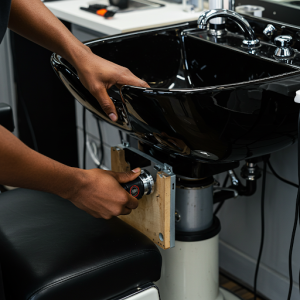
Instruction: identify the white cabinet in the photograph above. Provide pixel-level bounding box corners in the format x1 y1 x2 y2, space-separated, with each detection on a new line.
72 25 128 170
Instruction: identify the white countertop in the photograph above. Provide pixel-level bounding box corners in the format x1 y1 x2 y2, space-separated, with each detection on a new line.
45 0 204 35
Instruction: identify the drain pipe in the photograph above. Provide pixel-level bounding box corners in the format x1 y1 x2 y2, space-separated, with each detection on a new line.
239 161 262 196
213 160 262 203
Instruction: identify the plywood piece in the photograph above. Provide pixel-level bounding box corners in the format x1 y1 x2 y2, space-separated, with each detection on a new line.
111 147 172 249
111 147 131 173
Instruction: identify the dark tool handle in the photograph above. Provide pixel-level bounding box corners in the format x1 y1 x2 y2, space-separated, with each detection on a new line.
121 178 145 199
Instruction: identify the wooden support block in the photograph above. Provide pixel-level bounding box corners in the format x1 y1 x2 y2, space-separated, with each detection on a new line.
111 146 172 250
111 147 131 173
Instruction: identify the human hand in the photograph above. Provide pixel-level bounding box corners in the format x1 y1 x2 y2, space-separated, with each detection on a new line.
67 167 141 219
72 48 150 122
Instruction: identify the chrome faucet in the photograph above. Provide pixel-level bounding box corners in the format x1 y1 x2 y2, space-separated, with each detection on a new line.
274 35 295 58
197 9 260 47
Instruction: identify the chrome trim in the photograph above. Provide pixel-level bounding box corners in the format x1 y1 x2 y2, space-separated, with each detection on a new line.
208 28 227 37
228 170 239 186
140 169 155 195
263 24 277 38
197 9 260 47
242 38 260 47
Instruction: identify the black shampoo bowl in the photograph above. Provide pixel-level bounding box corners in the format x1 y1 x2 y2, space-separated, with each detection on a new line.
51 17 300 176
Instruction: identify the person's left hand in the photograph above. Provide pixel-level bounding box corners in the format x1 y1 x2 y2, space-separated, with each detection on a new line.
71 47 150 122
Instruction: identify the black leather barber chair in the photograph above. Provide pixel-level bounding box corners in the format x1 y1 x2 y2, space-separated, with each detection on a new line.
0 103 162 300
0 103 14 132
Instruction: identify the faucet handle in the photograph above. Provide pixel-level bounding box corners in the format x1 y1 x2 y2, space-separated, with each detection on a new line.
263 24 277 39
274 35 293 47
274 35 294 58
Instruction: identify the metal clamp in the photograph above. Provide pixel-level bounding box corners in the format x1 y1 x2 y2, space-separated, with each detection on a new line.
117 142 176 248
228 170 239 186
213 186 239 198
241 162 261 181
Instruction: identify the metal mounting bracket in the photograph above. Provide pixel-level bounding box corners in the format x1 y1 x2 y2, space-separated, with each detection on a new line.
119 142 176 248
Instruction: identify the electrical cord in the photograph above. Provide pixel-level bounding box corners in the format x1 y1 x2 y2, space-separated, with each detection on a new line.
96 119 104 168
255 111 300 300
82 107 86 169
267 161 299 189
253 157 268 300
287 192 299 300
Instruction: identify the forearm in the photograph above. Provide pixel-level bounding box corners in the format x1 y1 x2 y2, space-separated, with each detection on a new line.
8 0 149 121
0 125 83 198
8 0 88 67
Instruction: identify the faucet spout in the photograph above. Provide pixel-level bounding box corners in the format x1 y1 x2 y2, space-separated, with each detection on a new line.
197 9 260 47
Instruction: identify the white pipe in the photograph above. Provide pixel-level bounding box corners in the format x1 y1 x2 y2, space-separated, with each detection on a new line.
156 234 241 300
156 236 221 300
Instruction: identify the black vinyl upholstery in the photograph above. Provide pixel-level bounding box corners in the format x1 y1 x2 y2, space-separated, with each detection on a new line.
0 189 162 300
0 103 14 132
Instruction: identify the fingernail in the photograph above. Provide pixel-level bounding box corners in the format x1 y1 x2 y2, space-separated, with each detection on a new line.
132 168 141 173
109 113 117 122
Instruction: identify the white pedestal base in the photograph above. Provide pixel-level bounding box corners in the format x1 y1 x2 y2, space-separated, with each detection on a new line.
156 235 241 300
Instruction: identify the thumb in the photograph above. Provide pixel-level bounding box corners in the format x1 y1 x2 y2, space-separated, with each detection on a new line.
94 86 118 122
116 168 141 184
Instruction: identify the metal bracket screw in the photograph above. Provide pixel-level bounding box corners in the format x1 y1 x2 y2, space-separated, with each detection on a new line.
122 141 130 147
163 164 173 174
175 211 181 222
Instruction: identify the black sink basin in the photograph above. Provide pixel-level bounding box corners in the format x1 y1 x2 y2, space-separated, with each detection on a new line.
51 19 300 176
287 1 300 6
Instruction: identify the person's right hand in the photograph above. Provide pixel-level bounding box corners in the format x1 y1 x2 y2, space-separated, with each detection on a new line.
72 49 150 122
68 168 141 219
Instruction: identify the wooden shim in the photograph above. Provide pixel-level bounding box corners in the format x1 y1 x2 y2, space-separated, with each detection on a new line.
111 147 131 173
111 146 171 250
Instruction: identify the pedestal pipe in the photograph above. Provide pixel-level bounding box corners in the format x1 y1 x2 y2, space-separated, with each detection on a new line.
156 177 240 300
175 177 214 232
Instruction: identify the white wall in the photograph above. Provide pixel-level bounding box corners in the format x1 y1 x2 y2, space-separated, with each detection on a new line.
76 101 123 170
216 143 300 300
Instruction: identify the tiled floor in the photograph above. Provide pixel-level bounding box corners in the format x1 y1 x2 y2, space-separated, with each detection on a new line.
220 273 267 300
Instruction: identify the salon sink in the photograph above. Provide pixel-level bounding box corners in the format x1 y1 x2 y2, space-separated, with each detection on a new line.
51 17 300 176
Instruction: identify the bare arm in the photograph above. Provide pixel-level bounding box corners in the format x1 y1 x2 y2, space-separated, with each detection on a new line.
8 0 149 121
0 125 140 219
3 0 145 218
